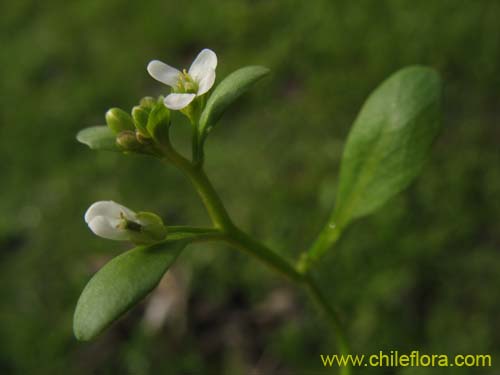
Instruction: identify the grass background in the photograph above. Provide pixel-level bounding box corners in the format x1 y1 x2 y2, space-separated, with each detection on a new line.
1 0 499 373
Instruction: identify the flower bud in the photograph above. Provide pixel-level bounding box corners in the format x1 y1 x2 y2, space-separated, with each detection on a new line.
132 106 150 136
85 201 167 244
136 132 155 146
105 108 135 133
147 103 171 144
116 131 143 151
134 212 168 241
139 96 156 109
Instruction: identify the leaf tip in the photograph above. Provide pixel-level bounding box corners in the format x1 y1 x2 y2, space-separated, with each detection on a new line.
75 126 119 151
73 296 103 341
251 65 271 75
398 65 442 87
75 128 92 148
73 312 94 342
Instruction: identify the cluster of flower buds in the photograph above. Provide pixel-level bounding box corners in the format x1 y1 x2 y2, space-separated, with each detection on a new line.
106 96 171 155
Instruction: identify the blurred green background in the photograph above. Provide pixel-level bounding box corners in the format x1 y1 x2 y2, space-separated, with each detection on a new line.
1 0 499 374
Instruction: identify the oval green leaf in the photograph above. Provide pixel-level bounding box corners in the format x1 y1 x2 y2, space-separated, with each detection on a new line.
73 240 185 341
199 65 270 136
333 66 442 228
76 126 120 152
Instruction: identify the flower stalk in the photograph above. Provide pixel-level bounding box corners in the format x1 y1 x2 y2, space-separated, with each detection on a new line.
79 48 352 373
145 50 351 371
158 141 351 374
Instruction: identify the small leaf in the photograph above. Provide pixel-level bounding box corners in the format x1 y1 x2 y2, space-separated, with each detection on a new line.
73 240 185 341
333 66 442 228
199 65 270 136
76 126 120 152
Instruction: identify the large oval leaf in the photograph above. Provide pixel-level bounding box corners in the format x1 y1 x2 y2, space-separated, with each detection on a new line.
305 66 442 266
199 65 270 136
73 240 185 341
76 126 120 152
333 66 442 228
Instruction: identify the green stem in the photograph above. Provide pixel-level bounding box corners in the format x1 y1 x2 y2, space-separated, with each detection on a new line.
221 229 351 374
220 229 351 374
161 146 233 230
298 222 342 273
182 164 234 230
168 226 220 235
161 147 350 370
165 228 225 244
191 123 201 164
222 227 304 283
305 275 351 375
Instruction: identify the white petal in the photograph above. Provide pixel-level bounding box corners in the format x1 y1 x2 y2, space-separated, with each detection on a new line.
147 60 181 87
164 93 196 110
196 68 216 96
84 201 136 223
88 216 129 240
188 49 217 82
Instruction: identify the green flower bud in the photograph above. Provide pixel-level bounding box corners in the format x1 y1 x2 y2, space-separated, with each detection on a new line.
147 103 171 144
136 132 155 146
132 106 150 136
135 212 168 242
84 202 167 244
105 108 135 133
139 96 156 109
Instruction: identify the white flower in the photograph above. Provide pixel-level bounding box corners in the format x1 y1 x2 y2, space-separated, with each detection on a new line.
147 48 217 110
84 201 139 240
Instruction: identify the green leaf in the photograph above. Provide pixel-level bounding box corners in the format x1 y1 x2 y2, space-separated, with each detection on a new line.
199 65 270 136
73 240 185 341
333 66 442 228
76 126 120 152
